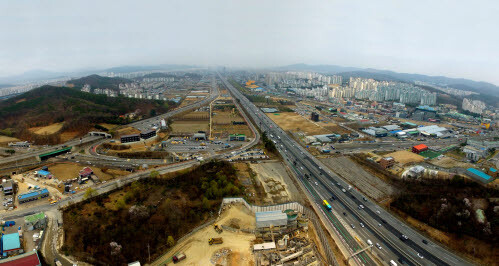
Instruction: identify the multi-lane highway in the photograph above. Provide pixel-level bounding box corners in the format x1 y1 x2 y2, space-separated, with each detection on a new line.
219 73 470 266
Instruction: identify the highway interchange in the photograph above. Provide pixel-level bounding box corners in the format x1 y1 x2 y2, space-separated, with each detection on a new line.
219 73 470 266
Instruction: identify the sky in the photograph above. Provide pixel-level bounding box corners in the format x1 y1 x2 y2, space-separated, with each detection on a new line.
1 0 498 85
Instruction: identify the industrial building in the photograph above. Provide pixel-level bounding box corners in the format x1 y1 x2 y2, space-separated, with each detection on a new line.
412 144 428 154
17 188 49 204
412 106 437 121
120 134 140 143
229 134 246 141
140 129 157 140
255 210 288 229
416 125 450 138
463 146 488 162
466 168 494 184
1 233 22 256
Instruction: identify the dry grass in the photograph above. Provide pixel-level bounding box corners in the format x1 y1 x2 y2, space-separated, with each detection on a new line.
429 156 475 169
98 123 119 131
115 126 140 136
48 162 128 181
171 121 209 133
267 112 330 135
29 122 64 134
0 135 20 144
60 131 80 142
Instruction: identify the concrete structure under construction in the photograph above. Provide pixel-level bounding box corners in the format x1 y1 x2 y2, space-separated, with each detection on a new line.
256 210 288 229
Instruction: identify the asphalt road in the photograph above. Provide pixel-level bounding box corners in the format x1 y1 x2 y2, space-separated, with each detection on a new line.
219 72 471 266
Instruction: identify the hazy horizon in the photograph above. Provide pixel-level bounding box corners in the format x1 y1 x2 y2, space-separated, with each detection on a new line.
1 0 498 85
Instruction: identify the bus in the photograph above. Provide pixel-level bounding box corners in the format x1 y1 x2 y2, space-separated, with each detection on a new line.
323 200 332 211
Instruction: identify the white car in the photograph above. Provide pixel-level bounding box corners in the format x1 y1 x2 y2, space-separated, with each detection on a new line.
376 243 382 249
417 253 424 259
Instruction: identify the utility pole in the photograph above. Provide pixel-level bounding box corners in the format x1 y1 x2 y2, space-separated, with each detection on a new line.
148 243 151 263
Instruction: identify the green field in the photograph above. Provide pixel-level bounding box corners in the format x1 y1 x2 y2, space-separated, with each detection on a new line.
419 150 441 159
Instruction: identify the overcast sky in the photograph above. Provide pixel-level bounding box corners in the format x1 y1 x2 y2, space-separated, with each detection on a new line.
1 0 498 85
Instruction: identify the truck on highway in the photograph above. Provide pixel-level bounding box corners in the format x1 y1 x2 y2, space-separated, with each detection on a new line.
367 239 373 246
208 237 223 245
322 200 332 211
389 260 397 266
172 252 186 263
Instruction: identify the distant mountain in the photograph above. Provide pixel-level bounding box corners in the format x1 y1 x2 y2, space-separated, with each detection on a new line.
103 64 195 73
275 63 361 73
0 86 173 144
0 84 13 88
67 75 131 91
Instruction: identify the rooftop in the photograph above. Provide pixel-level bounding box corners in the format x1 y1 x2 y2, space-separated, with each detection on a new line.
18 188 49 200
2 233 21 251
25 212 45 223
413 144 428 150
37 170 50 176
467 168 492 183
0 250 41 266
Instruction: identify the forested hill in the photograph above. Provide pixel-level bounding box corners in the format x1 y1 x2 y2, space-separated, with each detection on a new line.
0 86 173 144
67 74 131 91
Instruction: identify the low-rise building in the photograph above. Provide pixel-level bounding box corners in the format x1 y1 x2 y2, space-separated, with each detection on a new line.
1 233 22 256
24 212 47 230
120 134 140 143
193 133 206 140
380 157 395 169
1 180 13 195
466 168 494 184
229 134 246 141
140 129 157 140
17 188 49 204
412 144 428 154
0 250 41 266
463 145 488 162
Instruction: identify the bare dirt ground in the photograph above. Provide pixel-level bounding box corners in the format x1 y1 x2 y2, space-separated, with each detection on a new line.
428 156 474 169
48 162 128 181
320 156 394 201
151 204 255 266
383 150 425 165
98 123 119 131
267 112 330 135
29 122 64 134
249 161 300 204
179 98 201 108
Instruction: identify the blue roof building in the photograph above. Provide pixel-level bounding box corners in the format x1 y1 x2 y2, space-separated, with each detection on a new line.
37 170 50 176
2 233 21 254
466 168 494 184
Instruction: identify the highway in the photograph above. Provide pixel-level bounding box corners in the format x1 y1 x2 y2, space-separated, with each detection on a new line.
0 136 102 165
219 73 471 266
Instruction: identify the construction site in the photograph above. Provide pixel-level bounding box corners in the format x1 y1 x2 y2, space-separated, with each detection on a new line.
153 199 324 266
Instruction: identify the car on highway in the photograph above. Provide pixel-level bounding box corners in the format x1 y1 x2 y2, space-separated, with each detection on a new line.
363 197 367 201
350 224 355 229
375 243 382 249
417 253 424 259
343 212 347 216
359 204 364 209
360 222 365 228
314 182 318 186
422 239 428 244
342 189 346 193
400 234 408 240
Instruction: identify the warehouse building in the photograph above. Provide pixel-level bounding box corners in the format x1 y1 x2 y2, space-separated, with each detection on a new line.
416 125 450 138
466 168 494 184
120 134 140 143
18 188 49 204
255 210 288 229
